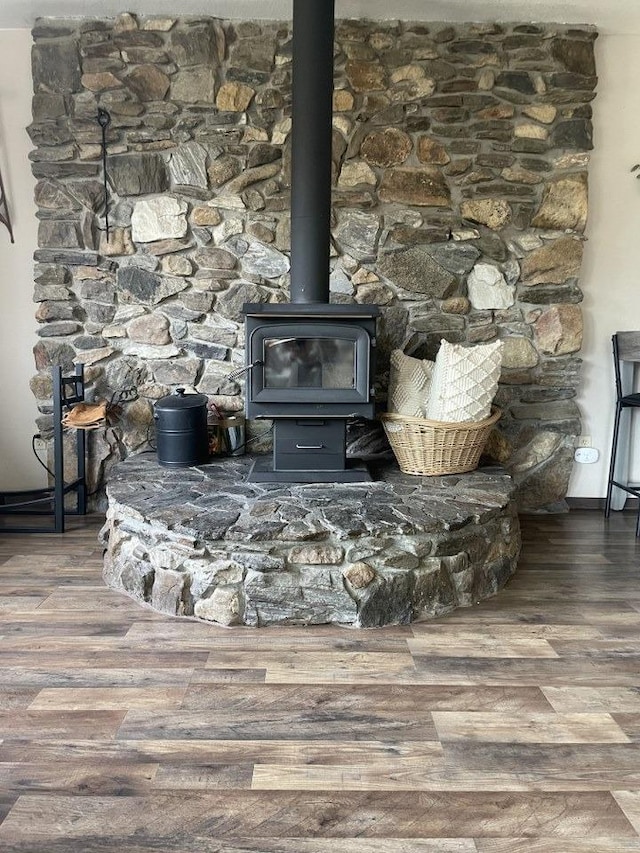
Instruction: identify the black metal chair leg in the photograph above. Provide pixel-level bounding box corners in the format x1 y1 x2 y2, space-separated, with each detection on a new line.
77 432 88 516
605 402 623 518
52 366 65 533
75 365 88 516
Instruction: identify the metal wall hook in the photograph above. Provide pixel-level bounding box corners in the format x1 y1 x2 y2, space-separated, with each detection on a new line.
97 108 111 130
97 108 112 241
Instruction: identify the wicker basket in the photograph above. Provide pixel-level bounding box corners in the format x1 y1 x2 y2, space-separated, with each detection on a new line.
380 408 501 476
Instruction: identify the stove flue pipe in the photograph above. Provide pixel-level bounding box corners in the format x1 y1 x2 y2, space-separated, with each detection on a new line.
289 0 336 304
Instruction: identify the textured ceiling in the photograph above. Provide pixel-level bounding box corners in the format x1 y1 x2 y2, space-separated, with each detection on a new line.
1 0 639 33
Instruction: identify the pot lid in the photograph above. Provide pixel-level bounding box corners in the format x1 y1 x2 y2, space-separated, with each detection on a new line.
155 387 208 410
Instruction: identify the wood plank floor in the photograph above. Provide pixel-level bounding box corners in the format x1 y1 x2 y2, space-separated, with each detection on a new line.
0 508 640 851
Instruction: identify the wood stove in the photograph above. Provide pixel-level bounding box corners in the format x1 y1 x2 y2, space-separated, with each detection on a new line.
243 302 378 482
242 0 379 483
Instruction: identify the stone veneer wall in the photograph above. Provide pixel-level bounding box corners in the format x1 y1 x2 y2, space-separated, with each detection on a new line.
28 14 597 510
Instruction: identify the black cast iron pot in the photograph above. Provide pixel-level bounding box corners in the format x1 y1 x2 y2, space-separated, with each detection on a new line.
154 388 209 467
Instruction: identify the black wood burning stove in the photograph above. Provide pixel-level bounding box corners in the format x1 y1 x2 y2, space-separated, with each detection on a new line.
242 0 379 483
243 303 378 482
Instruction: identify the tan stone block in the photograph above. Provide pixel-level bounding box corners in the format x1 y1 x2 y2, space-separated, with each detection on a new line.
172 68 215 104
534 304 583 355
288 545 345 565
554 152 590 169
483 428 512 464
333 89 355 112
380 167 451 207
417 136 450 165
508 431 563 474
338 161 377 187
523 104 557 124
531 173 588 232
141 18 176 31
346 59 387 91
243 126 269 143
225 161 281 195
390 64 425 83
333 115 353 137
126 65 171 102
78 144 102 161
103 325 127 339
361 128 412 167
355 282 394 305
521 236 584 285
127 312 171 346
131 197 188 243
351 268 379 285
161 255 192 277
477 69 495 90
216 81 255 112
501 166 543 185
99 227 135 257
514 123 549 140
124 397 154 430
460 198 511 230
476 104 514 120
272 117 291 144
74 346 116 366
208 156 241 188
369 32 394 51
390 77 435 101
343 562 376 589
441 296 470 315
191 206 222 227
81 72 123 92
114 12 138 31
194 585 243 626
152 568 187 616
501 336 539 369
534 73 547 95
29 373 53 400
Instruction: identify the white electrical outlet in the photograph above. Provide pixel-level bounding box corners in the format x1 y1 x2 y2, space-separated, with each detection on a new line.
33 437 47 451
576 435 592 448
574 447 599 464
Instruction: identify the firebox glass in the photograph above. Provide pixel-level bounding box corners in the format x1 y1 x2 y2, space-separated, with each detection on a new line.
263 337 356 389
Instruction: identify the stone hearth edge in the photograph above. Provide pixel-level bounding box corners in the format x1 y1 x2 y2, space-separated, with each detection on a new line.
101 453 521 627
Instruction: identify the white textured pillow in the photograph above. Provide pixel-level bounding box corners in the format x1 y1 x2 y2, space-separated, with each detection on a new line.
425 339 503 423
388 349 434 417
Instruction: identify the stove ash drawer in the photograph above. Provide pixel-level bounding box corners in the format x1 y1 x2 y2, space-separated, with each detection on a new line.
273 420 346 471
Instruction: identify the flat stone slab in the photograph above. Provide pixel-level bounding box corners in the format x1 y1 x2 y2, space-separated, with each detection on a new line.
101 453 521 627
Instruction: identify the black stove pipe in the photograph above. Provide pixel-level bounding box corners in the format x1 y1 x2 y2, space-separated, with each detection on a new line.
289 0 335 304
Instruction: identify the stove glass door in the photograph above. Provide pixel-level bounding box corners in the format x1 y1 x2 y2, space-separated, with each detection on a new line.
263 336 355 390
246 319 375 418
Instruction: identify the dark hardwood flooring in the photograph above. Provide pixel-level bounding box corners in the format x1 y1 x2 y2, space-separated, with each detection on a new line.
0 508 639 851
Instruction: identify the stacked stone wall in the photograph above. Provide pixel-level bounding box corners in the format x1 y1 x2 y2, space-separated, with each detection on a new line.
29 14 597 509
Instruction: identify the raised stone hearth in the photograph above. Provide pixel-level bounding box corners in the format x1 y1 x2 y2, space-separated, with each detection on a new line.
101 454 520 627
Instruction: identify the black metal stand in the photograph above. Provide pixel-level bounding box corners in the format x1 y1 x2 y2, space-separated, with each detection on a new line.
603 332 640 537
0 364 88 533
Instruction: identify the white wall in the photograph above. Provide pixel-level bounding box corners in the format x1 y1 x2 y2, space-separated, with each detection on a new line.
569 32 640 497
0 29 43 490
0 25 636 497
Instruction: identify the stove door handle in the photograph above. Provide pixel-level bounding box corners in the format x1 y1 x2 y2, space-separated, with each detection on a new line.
227 360 264 382
296 443 325 450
